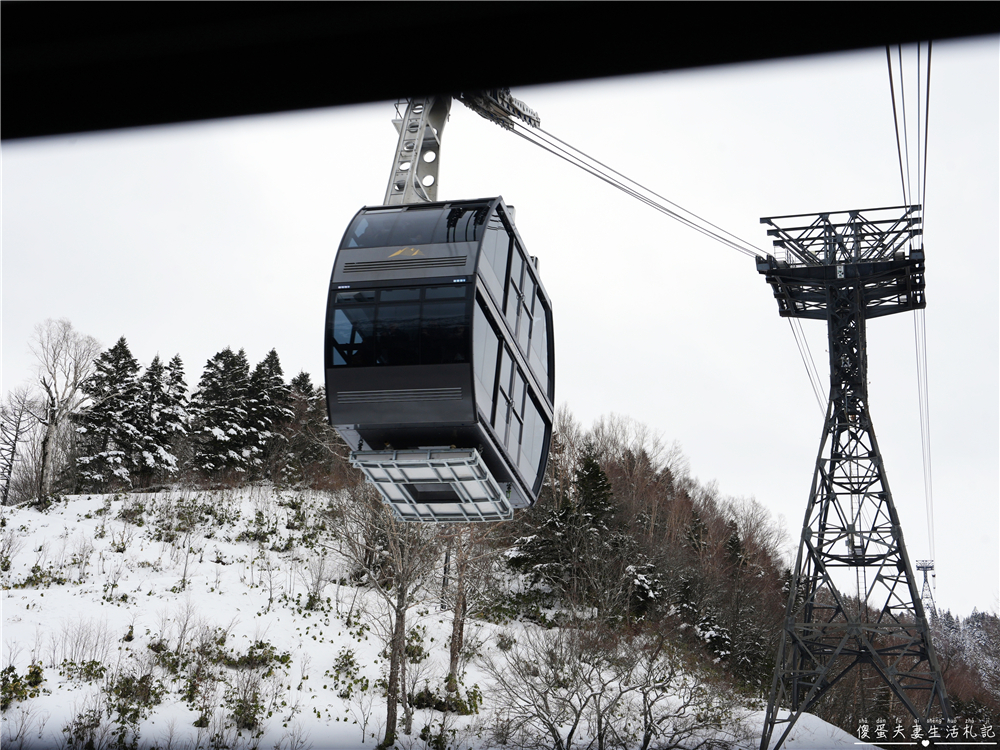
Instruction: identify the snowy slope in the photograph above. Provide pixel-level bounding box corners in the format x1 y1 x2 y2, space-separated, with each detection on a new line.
1 489 868 750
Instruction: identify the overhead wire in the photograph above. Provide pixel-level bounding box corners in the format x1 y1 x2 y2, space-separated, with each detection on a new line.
532 123 764 257
886 48 909 204
505 120 762 257
899 46 914 204
788 317 827 413
922 42 933 212
500 107 828 413
888 41 937 584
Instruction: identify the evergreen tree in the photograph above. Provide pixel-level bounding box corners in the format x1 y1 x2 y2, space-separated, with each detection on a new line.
75 337 144 490
724 520 745 568
135 354 189 486
509 441 629 617
247 349 292 479
189 347 252 476
282 372 337 485
165 355 190 445
573 446 615 521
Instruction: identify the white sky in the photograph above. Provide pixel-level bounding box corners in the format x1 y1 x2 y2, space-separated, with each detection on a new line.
3 36 997 617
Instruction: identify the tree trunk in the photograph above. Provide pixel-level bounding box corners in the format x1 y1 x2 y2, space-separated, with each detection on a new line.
0 390 35 505
401 616 413 736
447 559 467 693
39 414 57 499
381 584 408 748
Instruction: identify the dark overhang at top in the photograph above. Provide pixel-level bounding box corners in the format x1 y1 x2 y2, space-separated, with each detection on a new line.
2 4 997 141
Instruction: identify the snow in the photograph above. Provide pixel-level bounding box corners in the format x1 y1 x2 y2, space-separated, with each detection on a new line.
2 489 865 749
755 711 876 750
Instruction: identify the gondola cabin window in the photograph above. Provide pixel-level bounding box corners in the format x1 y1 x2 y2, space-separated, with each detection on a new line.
479 214 511 305
473 299 501 418
329 285 471 367
529 288 549 390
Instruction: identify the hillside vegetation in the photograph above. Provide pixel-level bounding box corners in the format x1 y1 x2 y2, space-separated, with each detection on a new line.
3 327 997 749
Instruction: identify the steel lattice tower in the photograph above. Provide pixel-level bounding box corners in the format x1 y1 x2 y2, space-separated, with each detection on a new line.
756 206 948 750
916 560 937 618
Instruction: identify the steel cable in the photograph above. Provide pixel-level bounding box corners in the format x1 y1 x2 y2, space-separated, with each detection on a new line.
531 123 764 257
788 318 827 415
888 42 938 584
922 42 933 212
887 47 909 205
500 109 828 414
506 121 763 258
899 46 914 205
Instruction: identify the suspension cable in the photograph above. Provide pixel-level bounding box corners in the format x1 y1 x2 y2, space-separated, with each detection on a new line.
533 123 764 257
491 104 829 411
788 317 827 415
899 46 914 205
506 120 764 258
922 41 933 212
513 124 761 256
918 44 922 211
913 44 936 576
887 47 909 204
888 42 937 579
915 308 935 563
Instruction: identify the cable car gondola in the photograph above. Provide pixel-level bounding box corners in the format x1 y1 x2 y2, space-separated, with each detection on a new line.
325 197 554 522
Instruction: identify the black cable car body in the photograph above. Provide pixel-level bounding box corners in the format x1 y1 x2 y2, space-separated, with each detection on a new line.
325 197 554 521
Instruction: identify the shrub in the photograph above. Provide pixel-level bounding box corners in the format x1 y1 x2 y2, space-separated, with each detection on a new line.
1 664 44 711
60 659 107 683
12 564 67 589
327 647 369 701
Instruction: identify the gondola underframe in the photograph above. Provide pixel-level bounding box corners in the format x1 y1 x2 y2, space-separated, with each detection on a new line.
350 447 514 523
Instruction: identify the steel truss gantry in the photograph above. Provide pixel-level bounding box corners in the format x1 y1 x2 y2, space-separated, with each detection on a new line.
755 206 948 750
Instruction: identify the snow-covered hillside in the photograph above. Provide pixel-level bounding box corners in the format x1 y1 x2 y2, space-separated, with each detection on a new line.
1 489 868 750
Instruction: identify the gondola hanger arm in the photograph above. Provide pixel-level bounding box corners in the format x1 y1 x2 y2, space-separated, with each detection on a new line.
383 91 541 206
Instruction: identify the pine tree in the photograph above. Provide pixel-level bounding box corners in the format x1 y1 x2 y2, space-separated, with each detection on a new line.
75 337 144 490
247 349 292 479
509 441 627 615
135 354 189 486
189 347 252 476
165 355 190 452
282 372 337 485
573 447 615 522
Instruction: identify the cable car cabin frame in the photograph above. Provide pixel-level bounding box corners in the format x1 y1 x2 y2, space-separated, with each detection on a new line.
325 197 554 522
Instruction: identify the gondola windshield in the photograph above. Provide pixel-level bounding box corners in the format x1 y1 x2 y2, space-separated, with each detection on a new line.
342 204 489 248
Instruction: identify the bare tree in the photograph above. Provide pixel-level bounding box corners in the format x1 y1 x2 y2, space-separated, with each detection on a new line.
331 483 440 748
480 624 747 750
440 522 508 694
543 403 585 510
0 386 39 505
27 319 101 499
627 632 750 750
479 625 597 750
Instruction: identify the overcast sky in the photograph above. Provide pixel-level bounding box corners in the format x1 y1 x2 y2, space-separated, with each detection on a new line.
3 36 996 617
